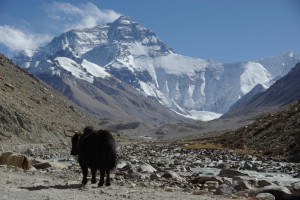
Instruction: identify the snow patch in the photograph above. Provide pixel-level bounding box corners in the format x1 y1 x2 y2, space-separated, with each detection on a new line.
240 62 271 94
139 81 157 97
174 110 222 121
55 57 93 83
81 59 110 79
153 53 209 75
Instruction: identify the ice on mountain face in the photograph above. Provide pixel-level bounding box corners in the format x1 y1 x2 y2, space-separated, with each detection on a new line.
53 57 110 82
240 62 271 94
81 59 110 79
54 57 93 83
257 51 300 82
152 53 210 75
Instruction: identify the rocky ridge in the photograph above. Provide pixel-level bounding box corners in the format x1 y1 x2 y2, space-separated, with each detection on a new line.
214 99 300 162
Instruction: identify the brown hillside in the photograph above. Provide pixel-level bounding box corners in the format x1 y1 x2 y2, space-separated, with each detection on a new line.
0 54 101 147
216 100 300 161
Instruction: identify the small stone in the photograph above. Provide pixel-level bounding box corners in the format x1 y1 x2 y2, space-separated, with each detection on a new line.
165 187 175 192
192 190 209 195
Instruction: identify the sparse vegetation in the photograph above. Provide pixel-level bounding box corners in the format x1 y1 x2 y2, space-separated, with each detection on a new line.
180 140 263 157
204 99 300 161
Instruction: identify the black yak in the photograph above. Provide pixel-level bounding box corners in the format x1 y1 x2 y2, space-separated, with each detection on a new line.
68 126 117 187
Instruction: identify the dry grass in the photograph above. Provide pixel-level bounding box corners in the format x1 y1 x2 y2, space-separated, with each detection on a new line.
179 140 263 156
182 142 224 150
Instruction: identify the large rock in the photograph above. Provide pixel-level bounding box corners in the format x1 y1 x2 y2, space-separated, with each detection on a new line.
250 185 293 199
0 152 32 170
215 184 236 195
258 185 292 195
191 175 223 184
137 164 157 173
0 151 13 165
256 193 276 200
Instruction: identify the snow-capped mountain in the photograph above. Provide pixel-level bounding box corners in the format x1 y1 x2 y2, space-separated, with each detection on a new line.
13 16 300 121
223 62 300 118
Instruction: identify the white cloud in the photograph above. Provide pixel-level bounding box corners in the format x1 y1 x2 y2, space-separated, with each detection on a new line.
0 2 120 53
0 26 52 51
50 2 121 30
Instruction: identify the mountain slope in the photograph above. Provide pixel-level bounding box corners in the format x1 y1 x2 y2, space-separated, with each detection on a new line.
12 16 300 120
37 69 190 126
0 53 100 146
216 99 300 162
223 62 300 118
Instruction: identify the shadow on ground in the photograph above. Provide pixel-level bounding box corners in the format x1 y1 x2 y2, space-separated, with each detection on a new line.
20 183 84 191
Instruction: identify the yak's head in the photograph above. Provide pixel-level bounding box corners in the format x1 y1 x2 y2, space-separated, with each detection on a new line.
70 133 81 156
66 126 94 156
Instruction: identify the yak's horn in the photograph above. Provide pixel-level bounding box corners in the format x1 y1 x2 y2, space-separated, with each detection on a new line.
63 129 73 137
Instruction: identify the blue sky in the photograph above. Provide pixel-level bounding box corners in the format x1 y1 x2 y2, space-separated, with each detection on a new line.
0 0 299 62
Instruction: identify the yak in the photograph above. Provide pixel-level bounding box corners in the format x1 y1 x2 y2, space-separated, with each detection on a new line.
68 126 117 187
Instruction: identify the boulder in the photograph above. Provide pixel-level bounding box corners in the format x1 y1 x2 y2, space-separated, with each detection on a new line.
234 180 254 191
4 152 32 170
138 164 157 173
256 193 276 200
162 171 180 179
215 184 236 195
0 151 13 165
191 175 223 184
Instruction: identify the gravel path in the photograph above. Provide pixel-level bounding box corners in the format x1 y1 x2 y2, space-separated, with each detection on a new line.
0 166 253 200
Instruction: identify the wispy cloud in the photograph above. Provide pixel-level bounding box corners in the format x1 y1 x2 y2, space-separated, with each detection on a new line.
0 2 120 53
0 26 52 51
49 2 121 30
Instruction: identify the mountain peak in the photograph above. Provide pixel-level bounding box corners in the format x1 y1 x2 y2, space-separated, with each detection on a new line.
286 50 294 58
107 15 163 46
114 15 133 24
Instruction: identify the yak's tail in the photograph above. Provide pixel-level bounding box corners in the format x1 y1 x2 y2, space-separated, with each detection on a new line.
100 129 117 170
109 146 117 170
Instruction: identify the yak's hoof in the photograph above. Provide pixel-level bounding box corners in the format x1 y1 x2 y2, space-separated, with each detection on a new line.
98 182 104 187
91 179 97 184
106 182 111 186
82 178 88 185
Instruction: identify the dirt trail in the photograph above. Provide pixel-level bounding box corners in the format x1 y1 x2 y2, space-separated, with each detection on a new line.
0 166 253 200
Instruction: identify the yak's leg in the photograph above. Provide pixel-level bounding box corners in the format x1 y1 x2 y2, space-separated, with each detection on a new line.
91 168 97 184
105 169 111 186
98 169 105 187
79 160 88 185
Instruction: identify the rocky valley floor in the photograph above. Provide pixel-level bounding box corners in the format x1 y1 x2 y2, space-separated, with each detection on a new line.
1 141 300 200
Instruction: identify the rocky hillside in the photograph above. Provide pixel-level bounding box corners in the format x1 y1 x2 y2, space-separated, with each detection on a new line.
215 99 300 162
0 53 101 147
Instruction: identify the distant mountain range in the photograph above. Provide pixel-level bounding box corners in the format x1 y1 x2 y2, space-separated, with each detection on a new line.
223 62 300 118
12 16 300 121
